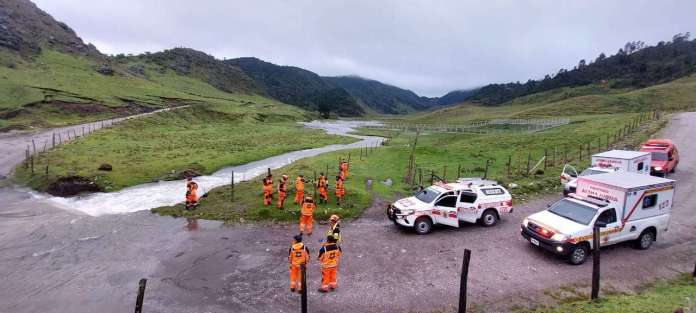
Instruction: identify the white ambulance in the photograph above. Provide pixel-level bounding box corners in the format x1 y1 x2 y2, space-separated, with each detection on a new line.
387 178 513 235
522 172 675 265
561 150 651 196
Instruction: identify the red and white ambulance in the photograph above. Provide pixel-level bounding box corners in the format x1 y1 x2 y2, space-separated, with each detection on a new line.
523 171 674 265
561 150 651 196
387 178 513 235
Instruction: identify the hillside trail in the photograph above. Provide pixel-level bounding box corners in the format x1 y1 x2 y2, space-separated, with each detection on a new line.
0 113 695 313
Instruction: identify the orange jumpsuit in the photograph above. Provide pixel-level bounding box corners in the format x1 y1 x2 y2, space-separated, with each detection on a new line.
185 181 198 209
262 177 273 206
294 177 305 204
340 161 349 179
299 200 316 235
335 179 345 205
277 178 288 209
317 175 328 203
318 242 342 291
288 242 309 291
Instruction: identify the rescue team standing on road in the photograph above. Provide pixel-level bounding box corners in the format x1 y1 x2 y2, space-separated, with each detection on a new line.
300 195 316 235
288 234 310 292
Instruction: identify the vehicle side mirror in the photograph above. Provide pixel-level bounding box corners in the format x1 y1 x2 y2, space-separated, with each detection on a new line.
594 220 607 228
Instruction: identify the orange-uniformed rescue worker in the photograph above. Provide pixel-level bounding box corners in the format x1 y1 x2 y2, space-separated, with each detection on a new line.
277 175 289 209
335 175 345 206
317 173 328 203
294 175 306 204
288 234 310 292
326 214 342 243
262 174 274 206
299 195 316 235
318 235 342 292
339 159 349 179
185 177 198 210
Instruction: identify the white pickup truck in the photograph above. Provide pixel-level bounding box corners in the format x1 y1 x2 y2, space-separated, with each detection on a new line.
523 172 675 265
387 178 513 234
561 150 651 196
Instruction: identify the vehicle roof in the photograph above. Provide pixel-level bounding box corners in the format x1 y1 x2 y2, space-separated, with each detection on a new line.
593 150 650 159
430 179 505 193
579 172 674 189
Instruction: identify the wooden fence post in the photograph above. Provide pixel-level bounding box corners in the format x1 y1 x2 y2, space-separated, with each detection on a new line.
419 168 423 188
458 249 472 313
544 149 548 170
301 265 308 313
591 226 601 301
135 278 147 313
526 153 531 176
30 154 34 175
553 146 557 167
32 139 37 155
230 171 235 202
483 159 490 179
507 155 512 177
443 165 447 182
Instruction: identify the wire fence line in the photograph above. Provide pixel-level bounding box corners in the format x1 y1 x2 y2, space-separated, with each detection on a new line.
363 117 570 134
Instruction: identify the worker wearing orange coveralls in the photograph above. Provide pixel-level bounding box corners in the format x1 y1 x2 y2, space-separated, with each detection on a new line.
262 174 274 206
294 175 306 204
317 173 328 203
277 175 289 209
185 177 198 210
335 175 345 206
299 194 316 235
339 159 349 179
288 234 310 292
317 235 342 292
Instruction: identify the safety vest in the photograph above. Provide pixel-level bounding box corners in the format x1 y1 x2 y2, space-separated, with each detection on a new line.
301 201 315 216
295 178 305 191
340 162 348 171
278 180 287 193
319 243 341 268
326 223 341 242
318 177 327 188
289 243 308 266
336 180 344 190
263 178 273 191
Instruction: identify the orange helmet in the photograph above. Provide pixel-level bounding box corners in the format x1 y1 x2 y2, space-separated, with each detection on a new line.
330 214 339 222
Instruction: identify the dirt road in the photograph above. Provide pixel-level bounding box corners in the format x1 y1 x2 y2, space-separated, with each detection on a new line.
0 112 694 313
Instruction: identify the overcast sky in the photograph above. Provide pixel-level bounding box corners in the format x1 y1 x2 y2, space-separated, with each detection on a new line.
33 0 696 97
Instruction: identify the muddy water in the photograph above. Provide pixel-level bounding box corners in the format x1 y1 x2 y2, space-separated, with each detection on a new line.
41 120 384 215
0 119 382 313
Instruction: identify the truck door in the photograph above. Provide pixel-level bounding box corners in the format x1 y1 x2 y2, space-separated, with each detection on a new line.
595 208 621 245
457 191 478 223
433 195 459 228
560 164 578 185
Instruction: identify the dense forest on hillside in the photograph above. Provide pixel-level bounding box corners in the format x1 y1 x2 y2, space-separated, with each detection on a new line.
467 33 696 105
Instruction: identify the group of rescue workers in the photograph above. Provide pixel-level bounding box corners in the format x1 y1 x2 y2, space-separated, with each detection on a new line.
184 159 350 293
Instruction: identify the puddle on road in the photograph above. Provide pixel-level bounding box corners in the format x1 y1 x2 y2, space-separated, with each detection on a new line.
41 120 384 216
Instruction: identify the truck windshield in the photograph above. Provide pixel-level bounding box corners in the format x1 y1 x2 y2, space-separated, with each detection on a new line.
650 151 668 161
414 188 441 203
548 199 598 225
580 168 608 176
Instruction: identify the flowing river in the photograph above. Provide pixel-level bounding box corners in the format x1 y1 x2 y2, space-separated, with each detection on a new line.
2 120 384 216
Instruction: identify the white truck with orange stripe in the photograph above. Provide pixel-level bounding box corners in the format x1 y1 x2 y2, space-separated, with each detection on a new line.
522 172 675 265
387 178 513 235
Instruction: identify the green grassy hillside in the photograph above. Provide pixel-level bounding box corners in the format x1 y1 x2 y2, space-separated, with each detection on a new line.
409 74 696 124
0 49 310 129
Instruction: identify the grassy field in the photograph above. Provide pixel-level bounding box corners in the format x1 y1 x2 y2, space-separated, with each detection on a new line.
0 50 303 129
404 75 696 124
13 105 354 192
515 274 696 313
152 112 665 223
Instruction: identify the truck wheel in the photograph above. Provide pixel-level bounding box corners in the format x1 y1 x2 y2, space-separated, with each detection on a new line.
479 209 498 227
413 217 433 235
634 229 655 250
568 244 589 265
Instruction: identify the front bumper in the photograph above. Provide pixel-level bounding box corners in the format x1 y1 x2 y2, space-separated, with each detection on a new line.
386 205 415 227
520 226 575 256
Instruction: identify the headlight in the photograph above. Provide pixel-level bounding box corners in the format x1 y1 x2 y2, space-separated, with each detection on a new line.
654 166 663 171
401 209 415 215
551 233 568 242
522 218 529 227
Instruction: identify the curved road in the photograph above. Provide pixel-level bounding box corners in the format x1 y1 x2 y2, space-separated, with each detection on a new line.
0 112 694 313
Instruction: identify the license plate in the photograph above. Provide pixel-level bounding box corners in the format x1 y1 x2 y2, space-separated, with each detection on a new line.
530 238 540 246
